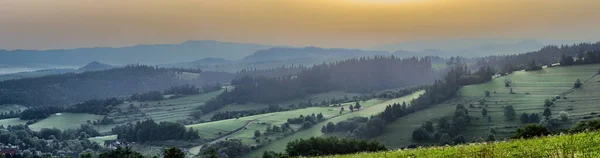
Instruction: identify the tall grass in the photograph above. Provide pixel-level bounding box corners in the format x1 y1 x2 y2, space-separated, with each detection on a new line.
327 132 600 158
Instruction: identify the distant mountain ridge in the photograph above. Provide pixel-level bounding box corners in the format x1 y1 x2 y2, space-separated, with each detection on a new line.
372 38 548 57
240 47 388 63
0 40 275 68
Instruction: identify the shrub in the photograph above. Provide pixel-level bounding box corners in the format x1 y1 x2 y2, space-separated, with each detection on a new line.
559 111 569 121
503 105 517 121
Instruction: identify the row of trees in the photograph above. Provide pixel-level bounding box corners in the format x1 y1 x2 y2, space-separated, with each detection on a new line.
475 41 600 74
0 124 102 157
560 51 600 66
110 119 199 142
0 110 20 119
287 113 325 129
209 105 283 121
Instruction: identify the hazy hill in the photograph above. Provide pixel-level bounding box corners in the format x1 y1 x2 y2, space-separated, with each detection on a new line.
373 38 547 57
78 61 114 72
0 65 233 106
240 47 388 63
0 40 274 68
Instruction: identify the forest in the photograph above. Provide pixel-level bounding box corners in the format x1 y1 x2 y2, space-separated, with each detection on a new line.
0 65 232 106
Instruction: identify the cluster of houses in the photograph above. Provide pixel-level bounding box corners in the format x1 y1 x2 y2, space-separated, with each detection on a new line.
0 143 18 155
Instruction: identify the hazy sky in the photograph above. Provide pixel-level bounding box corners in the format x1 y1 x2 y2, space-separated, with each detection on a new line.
1 0 600 50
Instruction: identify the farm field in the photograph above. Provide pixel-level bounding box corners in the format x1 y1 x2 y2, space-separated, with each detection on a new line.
460 64 600 140
0 118 28 127
333 131 600 158
29 113 103 131
372 64 600 149
243 90 425 158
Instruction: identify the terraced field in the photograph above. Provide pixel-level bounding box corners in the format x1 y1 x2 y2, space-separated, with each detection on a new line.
29 113 103 131
372 64 600 149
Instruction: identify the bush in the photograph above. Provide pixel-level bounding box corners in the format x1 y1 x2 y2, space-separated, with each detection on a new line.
512 124 549 139
520 113 529 124
559 111 569 121
574 79 582 88
570 120 600 133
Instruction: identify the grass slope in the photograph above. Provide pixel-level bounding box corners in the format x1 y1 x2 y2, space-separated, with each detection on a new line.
243 90 425 158
332 132 600 158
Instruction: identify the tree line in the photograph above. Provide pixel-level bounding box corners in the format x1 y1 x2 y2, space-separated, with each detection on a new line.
0 124 102 157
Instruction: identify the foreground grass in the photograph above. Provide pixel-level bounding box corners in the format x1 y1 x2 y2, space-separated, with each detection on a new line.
331 132 600 158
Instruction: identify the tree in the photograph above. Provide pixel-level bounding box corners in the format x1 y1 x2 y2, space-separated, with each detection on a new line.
504 79 512 87
487 116 492 122
482 108 488 116
254 130 261 138
317 113 324 120
512 124 549 139
559 111 569 121
543 107 552 117
439 133 451 145
99 146 144 158
486 134 496 142
520 113 529 124
574 79 582 88
411 127 430 141
423 121 434 132
529 113 540 123
544 99 552 107
503 105 517 121
349 105 354 112
354 102 361 110
485 91 491 97
164 147 186 158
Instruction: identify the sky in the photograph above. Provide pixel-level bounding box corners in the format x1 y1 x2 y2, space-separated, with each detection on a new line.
1 0 600 50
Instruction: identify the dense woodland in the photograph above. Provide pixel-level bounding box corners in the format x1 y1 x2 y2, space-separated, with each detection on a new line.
110 119 199 143
0 65 232 106
474 41 600 73
0 124 102 157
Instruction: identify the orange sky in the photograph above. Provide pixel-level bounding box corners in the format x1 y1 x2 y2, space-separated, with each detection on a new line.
1 0 600 50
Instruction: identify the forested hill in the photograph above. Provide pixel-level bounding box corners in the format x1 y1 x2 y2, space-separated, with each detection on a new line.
0 65 233 106
226 56 436 103
474 41 600 71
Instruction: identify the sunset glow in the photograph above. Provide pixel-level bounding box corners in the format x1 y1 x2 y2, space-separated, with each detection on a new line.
0 0 599 49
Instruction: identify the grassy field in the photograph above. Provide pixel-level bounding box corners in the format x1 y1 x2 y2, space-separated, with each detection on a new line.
372 64 600 149
243 90 425 158
331 132 600 158
0 118 28 127
199 91 363 121
29 113 103 131
0 104 26 113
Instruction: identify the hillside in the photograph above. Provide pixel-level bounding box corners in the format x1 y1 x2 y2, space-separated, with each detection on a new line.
240 47 387 63
334 131 600 158
370 64 600 149
0 65 233 106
